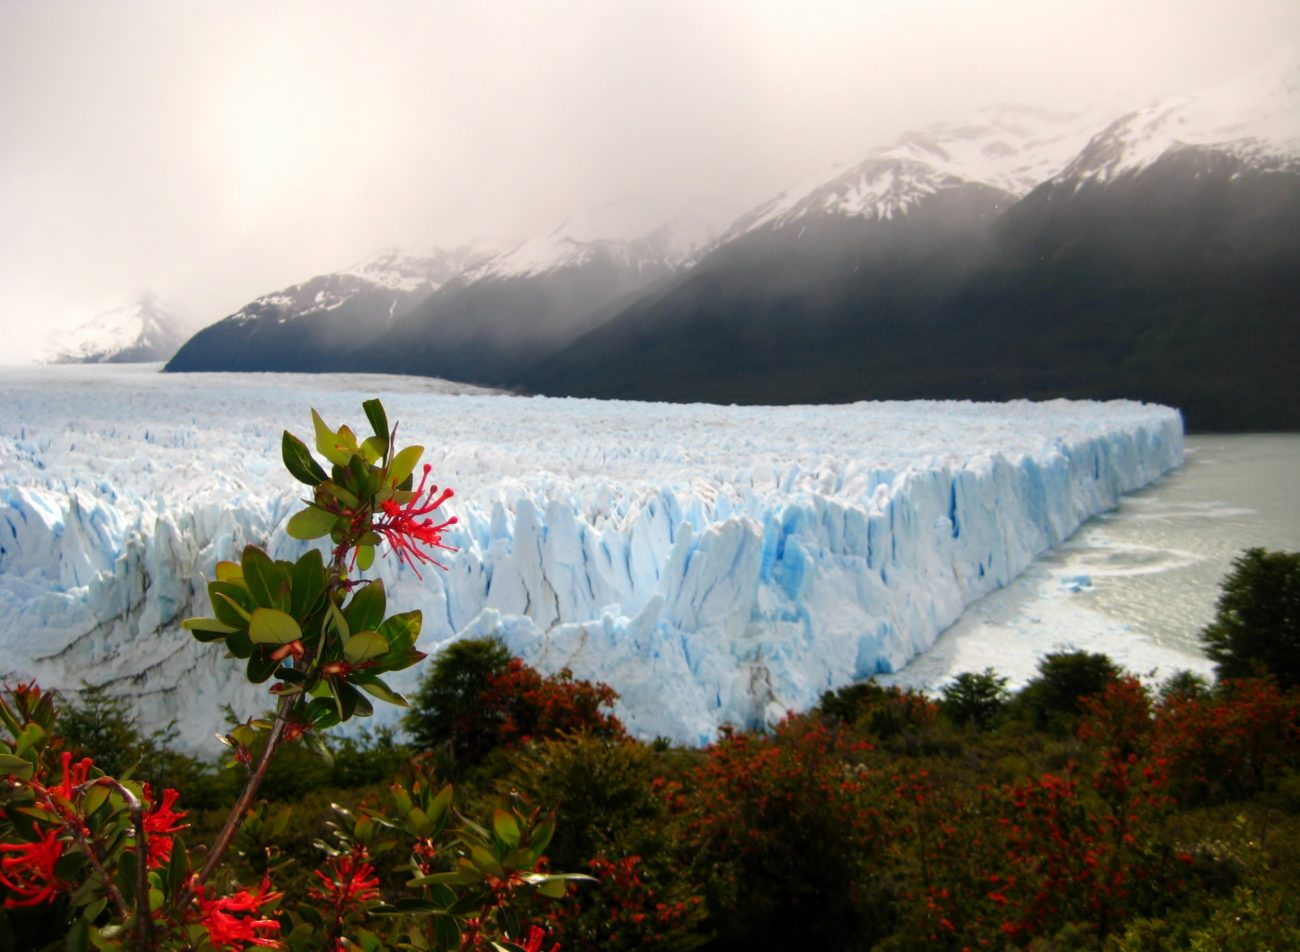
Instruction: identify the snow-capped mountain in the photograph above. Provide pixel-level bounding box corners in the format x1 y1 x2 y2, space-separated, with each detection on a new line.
456 194 731 283
717 104 1104 241
166 244 499 373
358 204 715 385
167 198 728 383
342 243 503 293
1053 62 1300 186
220 243 499 328
45 292 187 364
524 62 1300 430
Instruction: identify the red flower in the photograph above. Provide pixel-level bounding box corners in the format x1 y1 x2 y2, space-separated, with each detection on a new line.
308 849 381 909
141 785 188 868
519 924 561 952
376 464 457 577
56 751 93 804
195 878 284 950
0 825 66 908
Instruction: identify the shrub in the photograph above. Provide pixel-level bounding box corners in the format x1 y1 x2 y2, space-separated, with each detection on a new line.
940 668 1010 730
682 715 889 951
403 636 513 763
1200 547 1300 689
1015 650 1120 731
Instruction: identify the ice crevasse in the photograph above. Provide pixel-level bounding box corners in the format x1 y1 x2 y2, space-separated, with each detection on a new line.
0 367 1183 749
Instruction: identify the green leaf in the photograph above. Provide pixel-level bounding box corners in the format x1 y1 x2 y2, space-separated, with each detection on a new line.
242 546 289 611
225 629 254 659
209 581 254 627
344 631 388 664
492 809 521 851
290 549 326 619
181 617 237 642
66 917 89 952
356 544 375 572
468 845 505 879
528 815 556 861
320 480 360 509
361 435 386 465
248 608 302 645
247 652 278 684
286 505 338 541
81 784 110 817
348 455 376 500
536 877 568 899
357 678 407 706
387 444 424 488
15 723 46 758
407 870 482 888
428 784 453 832
0 752 33 781
376 610 422 652
312 409 352 467
215 561 243 583
363 398 389 446
282 431 328 486
327 602 351 641
344 580 386 632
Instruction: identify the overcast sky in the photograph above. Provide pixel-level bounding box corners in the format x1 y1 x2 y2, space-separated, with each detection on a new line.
1 0 1296 363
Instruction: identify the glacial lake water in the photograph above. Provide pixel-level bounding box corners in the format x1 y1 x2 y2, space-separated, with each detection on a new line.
880 433 1300 691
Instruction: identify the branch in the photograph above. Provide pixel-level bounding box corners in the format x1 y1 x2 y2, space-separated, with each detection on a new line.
175 693 294 909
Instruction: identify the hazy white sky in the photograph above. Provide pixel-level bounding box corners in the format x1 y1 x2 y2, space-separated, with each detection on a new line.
1 0 1296 362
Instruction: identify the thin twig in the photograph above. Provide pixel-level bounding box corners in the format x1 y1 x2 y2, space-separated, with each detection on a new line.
175 693 294 909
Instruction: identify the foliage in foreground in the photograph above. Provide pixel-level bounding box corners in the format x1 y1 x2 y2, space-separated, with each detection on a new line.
1 401 581 951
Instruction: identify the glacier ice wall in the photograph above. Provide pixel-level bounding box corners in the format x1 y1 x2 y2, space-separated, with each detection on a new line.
0 364 1183 750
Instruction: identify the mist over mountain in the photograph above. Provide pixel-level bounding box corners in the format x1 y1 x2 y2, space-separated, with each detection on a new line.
523 66 1300 430
45 292 188 364
165 65 1300 429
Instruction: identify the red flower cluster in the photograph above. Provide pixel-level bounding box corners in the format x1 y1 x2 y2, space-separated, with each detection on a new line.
194 878 284 950
0 825 65 908
142 783 188 868
0 751 92 908
309 848 381 911
376 463 457 577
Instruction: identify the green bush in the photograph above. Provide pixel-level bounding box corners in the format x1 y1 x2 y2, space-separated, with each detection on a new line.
402 635 512 765
1014 650 1120 731
940 668 1010 730
1201 548 1300 689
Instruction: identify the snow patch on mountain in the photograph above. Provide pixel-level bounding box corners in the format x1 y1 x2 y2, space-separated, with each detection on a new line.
1056 62 1300 184
0 365 1183 750
342 243 502 293
461 195 733 282
721 105 1105 239
44 293 187 365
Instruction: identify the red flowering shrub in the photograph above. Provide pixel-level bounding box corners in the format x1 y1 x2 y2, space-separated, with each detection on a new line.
1152 676 1300 803
479 659 625 750
680 715 887 950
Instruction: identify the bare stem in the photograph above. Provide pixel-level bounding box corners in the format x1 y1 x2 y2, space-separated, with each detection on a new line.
36 785 130 923
81 778 154 952
175 693 294 909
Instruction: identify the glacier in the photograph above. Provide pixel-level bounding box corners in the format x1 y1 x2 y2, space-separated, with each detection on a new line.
0 364 1183 750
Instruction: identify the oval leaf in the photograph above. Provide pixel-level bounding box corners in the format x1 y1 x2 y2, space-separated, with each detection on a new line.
344 631 388 664
282 431 328 486
387 444 424 488
287 506 338 541
249 608 302 645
